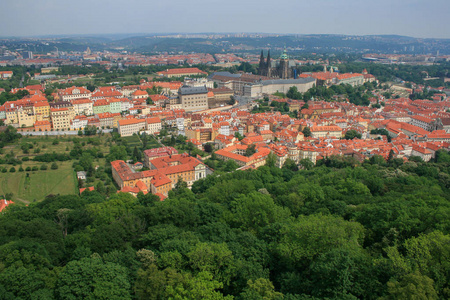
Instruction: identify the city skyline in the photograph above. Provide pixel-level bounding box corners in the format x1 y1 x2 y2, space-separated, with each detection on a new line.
1 0 449 39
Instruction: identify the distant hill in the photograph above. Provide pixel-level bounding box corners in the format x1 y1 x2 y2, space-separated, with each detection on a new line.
1 33 449 55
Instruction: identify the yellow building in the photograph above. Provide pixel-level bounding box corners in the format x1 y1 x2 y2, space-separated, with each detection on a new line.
118 118 146 136
112 113 124 128
41 67 59 74
157 67 207 78
185 128 217 143
33 101 50 120
310 125 343 138
18 108 37 128
5 109 18 125
51 108 72 130
179 86 208 112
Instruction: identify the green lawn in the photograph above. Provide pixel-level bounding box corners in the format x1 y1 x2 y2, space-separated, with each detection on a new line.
74 77 95 84
123 135 142 147
145 136 162 149
0 161 78 204
15 135 113 157
0 133 125 204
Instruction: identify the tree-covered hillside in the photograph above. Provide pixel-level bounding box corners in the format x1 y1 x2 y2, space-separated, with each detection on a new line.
1 151 450 299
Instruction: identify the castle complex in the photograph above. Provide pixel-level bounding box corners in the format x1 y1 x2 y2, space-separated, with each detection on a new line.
258 48 292 79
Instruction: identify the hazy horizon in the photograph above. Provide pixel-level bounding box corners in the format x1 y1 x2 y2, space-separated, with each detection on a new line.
1 32 450 41
1 0 449 39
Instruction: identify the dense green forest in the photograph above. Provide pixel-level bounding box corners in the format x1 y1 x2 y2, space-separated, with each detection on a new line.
1 150 450 299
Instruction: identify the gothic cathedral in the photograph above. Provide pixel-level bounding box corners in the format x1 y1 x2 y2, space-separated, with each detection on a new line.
258 48 291 79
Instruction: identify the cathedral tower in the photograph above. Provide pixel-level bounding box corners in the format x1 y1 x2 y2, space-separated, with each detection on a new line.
258 50 266 76
266 50 271 77
279 48 289 79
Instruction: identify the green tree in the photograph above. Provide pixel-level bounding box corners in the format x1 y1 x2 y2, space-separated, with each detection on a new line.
286 86 303 100
344 130 362 140
302 127 311 137
86 192 137 225
232 192 291 235
57 255 131 300
133 146 142 163
276 214 364 269
245 144 257 157
240 278 283 300
282 158 298 172
265 153 277 168
299 158 314 170
187 242 236 287
204 143 213 153
383 271 438 300
83 125 98 136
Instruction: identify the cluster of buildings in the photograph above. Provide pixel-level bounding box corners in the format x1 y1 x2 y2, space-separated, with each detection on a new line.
111 88 450 199
1 51 450 199
111 147 207 199
362 53 450 65
117 91 449 198
0 68 238 132
298 67 377 87
0 50 246 68
209 71 316 98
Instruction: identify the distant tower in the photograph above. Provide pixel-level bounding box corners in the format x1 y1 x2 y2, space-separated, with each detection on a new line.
258 50 266 76
86 47 91 55
266 50 271 77
279 47 289 79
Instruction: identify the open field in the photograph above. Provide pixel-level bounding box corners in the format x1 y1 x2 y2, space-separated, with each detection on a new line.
122 134 161 149
122 135 141 147
8 134 113 158
0 134 117 204
0 133 167 204
0 161 77 204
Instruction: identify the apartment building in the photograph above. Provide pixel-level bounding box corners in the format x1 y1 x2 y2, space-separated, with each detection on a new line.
72 98 93 116
109 98 123 113
179 86 208 112
118 118 146 136
410 115 436 132
17 108 37 128
71 115 88 130
310 125 343 138
97 112 114 128
143 147 178 167
59 86 91 102
51 108 72 130
0 71 13 79
93 99 110 114
33 101 50 119
145 117 162 135
34 120 51 131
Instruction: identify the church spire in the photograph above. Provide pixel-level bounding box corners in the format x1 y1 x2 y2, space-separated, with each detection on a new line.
266 50 271 77
259 50 266 76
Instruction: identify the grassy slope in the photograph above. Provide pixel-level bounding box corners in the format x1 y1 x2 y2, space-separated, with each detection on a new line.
0 161 77 204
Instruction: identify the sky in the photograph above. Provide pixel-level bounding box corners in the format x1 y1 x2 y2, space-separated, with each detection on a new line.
1 0 449 39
